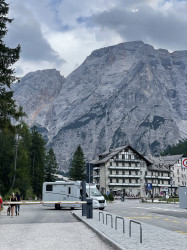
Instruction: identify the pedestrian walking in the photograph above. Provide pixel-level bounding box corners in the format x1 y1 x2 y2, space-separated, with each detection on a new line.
0 195 3 211
15 192 21 216
10 193 17 218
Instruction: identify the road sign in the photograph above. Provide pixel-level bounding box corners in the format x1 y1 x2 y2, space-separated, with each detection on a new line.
182 158 187 168
147 183 152 190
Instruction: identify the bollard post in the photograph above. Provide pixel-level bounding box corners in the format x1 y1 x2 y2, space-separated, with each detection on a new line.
81 181 86 216
86 199 93 219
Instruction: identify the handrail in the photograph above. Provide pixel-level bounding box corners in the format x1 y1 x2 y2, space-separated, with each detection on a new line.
129 220 142 243
106 213 113 228
115 216 125 233
99 211 104 224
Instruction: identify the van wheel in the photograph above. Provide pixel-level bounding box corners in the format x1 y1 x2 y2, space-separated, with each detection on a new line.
55 204 61 210
99 208 104 210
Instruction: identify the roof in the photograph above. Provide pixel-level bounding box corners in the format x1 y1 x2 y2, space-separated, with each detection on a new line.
145 154 184 167
93 145 151 165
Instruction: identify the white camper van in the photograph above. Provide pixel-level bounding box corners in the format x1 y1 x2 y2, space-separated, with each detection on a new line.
42 181 106 210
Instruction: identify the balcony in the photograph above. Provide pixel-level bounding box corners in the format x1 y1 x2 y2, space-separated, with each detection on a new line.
108 175 140 178
108 166 140 170
93 175 100 178
145 175 157 179
152 183 170 187
114 159 140 163
145 175 170 180
93 167 100 170
109 183 141 187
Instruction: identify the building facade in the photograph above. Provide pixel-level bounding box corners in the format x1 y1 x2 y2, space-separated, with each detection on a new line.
92 146 185 197
93 146 151 197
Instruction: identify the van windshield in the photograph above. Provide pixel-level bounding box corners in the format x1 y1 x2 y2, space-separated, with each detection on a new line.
86 187 102 197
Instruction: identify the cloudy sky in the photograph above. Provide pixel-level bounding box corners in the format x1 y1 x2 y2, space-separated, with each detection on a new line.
5 0 187 77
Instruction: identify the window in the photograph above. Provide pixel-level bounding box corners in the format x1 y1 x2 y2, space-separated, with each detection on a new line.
110 170 112 175
110 178 112 183
110 162 112 166
177 169 179 174
129 179 131 183
136 179 138 183
123 178 125 183
178 177 180 182
122 154 125 160
116 179 119 183
46 185 53 191
116 162 118 167
68 187 71 194
129 163 131 167
129 170 131 175
122 171 125 175
116 170 119 175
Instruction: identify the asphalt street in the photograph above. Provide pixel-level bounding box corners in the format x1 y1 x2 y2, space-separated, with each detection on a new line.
105 199 187 236
0 205 113 250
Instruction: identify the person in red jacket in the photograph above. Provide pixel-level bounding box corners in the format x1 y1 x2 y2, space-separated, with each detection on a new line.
0 195 3 211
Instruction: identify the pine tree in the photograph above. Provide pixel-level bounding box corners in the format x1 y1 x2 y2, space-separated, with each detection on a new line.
0 0 24 133
30 126 46 197
69 145 86 181
44 148 58 182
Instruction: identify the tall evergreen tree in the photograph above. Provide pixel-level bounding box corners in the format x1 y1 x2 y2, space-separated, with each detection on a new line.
44 148 58 182
0 130 14 195
14 122 32 198
69 145 86 181
0 0 24 133
30 126 46 197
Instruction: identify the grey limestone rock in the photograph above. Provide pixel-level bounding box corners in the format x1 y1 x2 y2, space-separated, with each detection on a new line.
13 42 187 171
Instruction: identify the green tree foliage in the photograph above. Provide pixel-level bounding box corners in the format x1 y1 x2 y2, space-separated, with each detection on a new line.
69 145 86 181
30 126 46 197
45 148 58 182
14 122 32 198
0 130 14 194
162 140 187 156
0 0 24 133
0 124 48 198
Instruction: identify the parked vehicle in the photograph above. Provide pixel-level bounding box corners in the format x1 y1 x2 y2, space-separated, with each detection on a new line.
42 181 106 210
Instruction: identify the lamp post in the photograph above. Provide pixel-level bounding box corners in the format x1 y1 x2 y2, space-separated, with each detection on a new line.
170 177 173 196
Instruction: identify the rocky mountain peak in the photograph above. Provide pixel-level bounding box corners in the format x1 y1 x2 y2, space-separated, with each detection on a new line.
13 41 187 171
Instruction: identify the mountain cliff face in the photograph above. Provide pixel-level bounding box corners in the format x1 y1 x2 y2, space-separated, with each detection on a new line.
13 41 187 171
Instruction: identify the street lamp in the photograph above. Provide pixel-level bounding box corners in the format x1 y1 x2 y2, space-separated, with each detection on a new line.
170 177 173 196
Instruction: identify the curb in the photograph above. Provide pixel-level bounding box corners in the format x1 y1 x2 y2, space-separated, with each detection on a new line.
72 212 125 250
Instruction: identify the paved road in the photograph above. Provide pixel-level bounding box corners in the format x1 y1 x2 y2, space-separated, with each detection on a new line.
105 199 187 236
0 205 113 250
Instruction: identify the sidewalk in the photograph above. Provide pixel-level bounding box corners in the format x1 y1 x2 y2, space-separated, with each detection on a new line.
73 210 187 250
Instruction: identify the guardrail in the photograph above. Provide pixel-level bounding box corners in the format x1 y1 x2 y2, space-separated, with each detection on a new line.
129 220 142 243
115 216 125 233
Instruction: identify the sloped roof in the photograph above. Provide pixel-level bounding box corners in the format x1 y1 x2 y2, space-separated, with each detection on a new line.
93 145 151 165
145 154 184 167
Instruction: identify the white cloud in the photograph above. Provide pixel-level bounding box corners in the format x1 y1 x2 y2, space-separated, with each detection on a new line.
4 0 187 77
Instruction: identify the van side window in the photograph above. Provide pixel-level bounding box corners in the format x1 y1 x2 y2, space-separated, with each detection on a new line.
46 185 53 191
68 187 71 194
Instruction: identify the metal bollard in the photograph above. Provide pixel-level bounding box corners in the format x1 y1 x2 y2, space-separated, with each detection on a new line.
86 199 93 219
